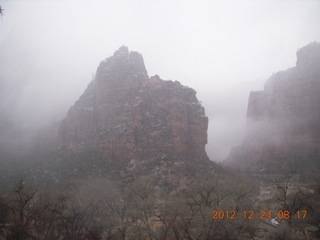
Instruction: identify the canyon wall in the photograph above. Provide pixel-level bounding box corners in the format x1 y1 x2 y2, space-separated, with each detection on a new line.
228 42 320 168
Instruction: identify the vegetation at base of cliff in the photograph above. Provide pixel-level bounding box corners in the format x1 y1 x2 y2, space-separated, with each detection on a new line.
0 170 319 240
0 149 319 239
0 147 221 195
228 154 320 183
0 175 256 240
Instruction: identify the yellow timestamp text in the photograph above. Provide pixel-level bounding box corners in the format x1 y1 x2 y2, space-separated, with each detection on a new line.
211 210 307 220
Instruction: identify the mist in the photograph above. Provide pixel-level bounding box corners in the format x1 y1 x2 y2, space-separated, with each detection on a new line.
0 0 319 161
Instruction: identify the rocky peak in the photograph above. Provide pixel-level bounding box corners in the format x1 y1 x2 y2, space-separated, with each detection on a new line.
114 45 129 57
296 42 320 68
58 47 209 164
95 46 148 89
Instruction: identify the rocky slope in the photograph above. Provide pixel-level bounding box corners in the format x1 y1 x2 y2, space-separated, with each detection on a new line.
58 46 209 164
228 42 320 171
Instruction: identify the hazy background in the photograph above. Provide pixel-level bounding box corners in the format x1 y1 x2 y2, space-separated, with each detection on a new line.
0 0 319 161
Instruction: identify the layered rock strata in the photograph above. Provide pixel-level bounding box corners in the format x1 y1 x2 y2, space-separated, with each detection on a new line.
58 46 209 162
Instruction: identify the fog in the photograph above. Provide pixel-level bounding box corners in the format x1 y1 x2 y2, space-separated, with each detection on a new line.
0 0 319 161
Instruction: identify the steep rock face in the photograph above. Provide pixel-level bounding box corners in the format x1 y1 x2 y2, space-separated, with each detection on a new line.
58 46 209 162
228 42 320 167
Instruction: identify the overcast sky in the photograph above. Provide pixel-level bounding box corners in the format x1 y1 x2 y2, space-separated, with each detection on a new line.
0 0 319 161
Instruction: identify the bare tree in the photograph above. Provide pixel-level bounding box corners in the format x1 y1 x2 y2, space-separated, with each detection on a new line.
50 195 98 240
5 179 38 240
275 174 305 228
103 197 133 240
129 177 156 240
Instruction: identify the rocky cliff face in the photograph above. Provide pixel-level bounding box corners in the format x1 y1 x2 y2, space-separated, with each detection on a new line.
228 42 320 168
58 46 209 162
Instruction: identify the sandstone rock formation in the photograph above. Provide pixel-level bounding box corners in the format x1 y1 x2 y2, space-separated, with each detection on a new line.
228 42 320 168
58 46 209 163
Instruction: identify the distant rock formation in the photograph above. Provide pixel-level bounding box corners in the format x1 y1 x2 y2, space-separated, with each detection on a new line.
58 46 209 162
228 42 320 168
